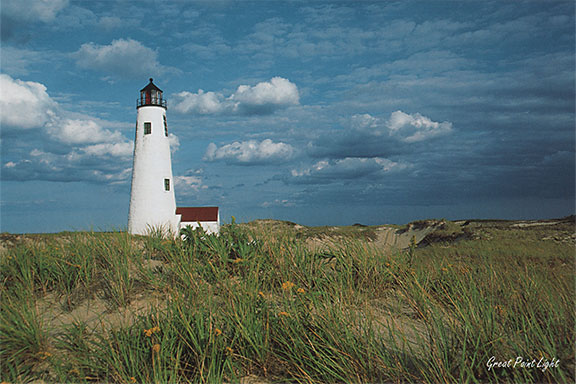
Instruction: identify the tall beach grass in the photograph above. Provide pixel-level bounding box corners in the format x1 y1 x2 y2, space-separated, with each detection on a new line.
0 221 573 383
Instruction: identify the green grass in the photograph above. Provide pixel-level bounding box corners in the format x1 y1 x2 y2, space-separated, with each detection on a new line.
0 220 574 383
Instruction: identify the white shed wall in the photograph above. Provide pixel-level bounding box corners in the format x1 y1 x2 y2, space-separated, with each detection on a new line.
180 221 220 235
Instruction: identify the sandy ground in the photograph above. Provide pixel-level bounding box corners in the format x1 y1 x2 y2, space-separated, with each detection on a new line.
305 222 441 253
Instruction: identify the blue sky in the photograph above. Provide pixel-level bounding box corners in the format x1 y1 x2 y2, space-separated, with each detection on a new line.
1 0 574 233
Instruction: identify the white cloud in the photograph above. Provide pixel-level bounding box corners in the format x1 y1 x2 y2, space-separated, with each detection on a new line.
0 74 57 129
91 168 132 184
349 111 453 143
80 142 133 158
0 75 137 184
172 90 226 114
46 118 125 145
172 77 299 115
289 157 409 184
2 0 69 22
73 38 174 78
231 77 299 112
204 139 295 164
168 133 180 153
387 110 453 143
175 175 204 192
350 113 382 135
5 141 134 183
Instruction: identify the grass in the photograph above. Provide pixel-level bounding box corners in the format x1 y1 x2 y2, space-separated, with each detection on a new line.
0 218 574 383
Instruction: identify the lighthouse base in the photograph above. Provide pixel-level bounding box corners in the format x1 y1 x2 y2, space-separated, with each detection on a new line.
128 215 181 237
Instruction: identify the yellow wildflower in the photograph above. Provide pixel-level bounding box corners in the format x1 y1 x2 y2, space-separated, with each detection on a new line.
278 311 289 317
143 326 160 337
214 328 222 336
441 267 448 272
258 291 265 298
282 281 295 291
296 287 305 294
37 351 52 359
494 305 506 316
226 347 234 355
130 377 137 383
152 344 160 353
385 263 391 267
232 258 243 264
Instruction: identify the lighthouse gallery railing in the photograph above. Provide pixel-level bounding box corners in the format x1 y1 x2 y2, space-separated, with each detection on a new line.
137 97 167 108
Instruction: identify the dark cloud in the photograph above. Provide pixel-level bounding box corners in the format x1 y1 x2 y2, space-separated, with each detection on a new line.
284 157 410 185
1 0 69 42
2 156 130 184
307 111 454 160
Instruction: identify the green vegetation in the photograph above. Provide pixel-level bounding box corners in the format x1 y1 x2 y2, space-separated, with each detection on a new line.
0 218 574 383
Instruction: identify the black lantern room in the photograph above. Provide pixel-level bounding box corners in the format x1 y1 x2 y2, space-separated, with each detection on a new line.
137 78 167 109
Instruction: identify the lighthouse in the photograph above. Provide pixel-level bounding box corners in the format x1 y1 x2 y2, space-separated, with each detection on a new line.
128 78 179 235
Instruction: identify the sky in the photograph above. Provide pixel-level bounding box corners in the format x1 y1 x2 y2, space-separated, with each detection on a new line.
0 0 574 233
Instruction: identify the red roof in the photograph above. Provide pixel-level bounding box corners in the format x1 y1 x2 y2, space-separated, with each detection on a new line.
176 207 219 222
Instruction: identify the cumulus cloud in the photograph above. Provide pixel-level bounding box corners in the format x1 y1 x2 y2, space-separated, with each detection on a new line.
78 142 133 158
0 74 57 129
46 118 125 145
175 175 205 194
3 147 133 184
1 74 140 184
308 110 454 160
204 139 295 165
350 111 453 142
387 111 453 143
73 38 175 78
172 77 299 115
231 77 299 114
288 157 409 184
172 90 226 115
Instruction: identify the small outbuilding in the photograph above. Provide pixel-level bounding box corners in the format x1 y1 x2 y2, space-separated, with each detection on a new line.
176 207 220 234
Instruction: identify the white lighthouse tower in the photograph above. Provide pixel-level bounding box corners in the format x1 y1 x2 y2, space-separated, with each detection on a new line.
128 78 179 235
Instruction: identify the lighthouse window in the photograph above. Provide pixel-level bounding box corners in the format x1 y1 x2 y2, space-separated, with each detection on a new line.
164 178 170 191
163 115 168 136
144 122 152 135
